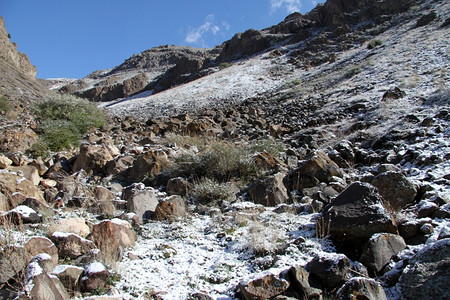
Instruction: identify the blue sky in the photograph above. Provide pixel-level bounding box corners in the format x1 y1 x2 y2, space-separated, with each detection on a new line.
1 0 324 79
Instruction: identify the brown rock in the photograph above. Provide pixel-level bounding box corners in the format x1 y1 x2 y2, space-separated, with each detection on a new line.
24 236 59 266
0 171 45 205
27 273 70 300
247 172 289 207
166 177 189 196
238 273 290 300
73 143 114 174
47 217 91 238
51 232 96 260
80 262 110 292
52 265 84 293
371 171 417 211
0 155 12 169
153 195 188 222
89 219 136 266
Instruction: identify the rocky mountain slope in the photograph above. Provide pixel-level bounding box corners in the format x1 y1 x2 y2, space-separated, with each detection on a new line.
0 0 449 299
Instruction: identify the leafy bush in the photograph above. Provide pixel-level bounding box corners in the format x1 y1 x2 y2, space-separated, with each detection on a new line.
190 178 236 204
0 96 11 114
367 39 383 49
219 62 231 70
166 137 285 183
31 94 106 155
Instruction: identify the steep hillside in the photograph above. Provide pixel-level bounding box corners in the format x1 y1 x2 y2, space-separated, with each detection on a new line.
0 0 449 300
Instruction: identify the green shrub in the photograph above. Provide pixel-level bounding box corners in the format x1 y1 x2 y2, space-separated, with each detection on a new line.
367 39 383 49
219 62 231 70
0 96 11 114
31 94 106 155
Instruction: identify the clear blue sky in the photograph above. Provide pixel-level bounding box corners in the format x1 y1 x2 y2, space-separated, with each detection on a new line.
1 0 324 79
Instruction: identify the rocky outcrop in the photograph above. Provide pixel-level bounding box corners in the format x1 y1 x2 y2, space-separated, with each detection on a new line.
0 16 36 78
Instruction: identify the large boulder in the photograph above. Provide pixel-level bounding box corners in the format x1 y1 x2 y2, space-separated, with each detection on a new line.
47 217 91 238
359 233 406 273
305 252 351 291
0 171 45 207
51 232 96 260
238 273 290 300
336 277 387 300
73 143 114 174
153 195 188 222
123 185 159 223
26 273 70 300
291 150 342 191
371 171 417 211
247 172 289 207
80 262 110 293
321 182 398 256
88 219 136 266
399 238 450 300
24 236 59 266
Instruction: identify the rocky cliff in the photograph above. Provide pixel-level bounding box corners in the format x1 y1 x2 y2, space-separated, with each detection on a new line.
0 16 36 78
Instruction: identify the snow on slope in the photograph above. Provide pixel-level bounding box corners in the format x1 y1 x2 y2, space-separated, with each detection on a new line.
103 54 297 119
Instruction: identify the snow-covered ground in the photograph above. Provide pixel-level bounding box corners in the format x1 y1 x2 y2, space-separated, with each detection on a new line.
114 202 332 299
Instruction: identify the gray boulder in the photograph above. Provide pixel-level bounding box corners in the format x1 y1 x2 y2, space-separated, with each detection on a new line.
123 184 159 223
371 171 417 211
336 277 387 300
399 238 450 300
305 252 351 291
360 233 406 273
322 182 398 254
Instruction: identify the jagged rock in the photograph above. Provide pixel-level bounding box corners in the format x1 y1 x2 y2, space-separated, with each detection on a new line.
382 87 406 100
26 273 70 300
399 239 450 300
238 273 290 300
0 126 38 153
0 171 45 205
125 151 161 183
416 11 437 27
51 232 96 260
0 245 27 284
47 217 91 238
305 252 351 291
166 177 189 196
123 185 159 223
322 182 398 256
105 155 134 176
291 150 342 190
359 233 406 273
73 143 114 174
80 262 110 292
24 236 59 266
153 195 188 222
247 172 289 207
89 219 136 265
9 165 41 185
286 266 310 299
371 171 417 211
52 265 84 293
0 155 12 169
218 29 280 61
4 205 42 223
336 277 387 300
